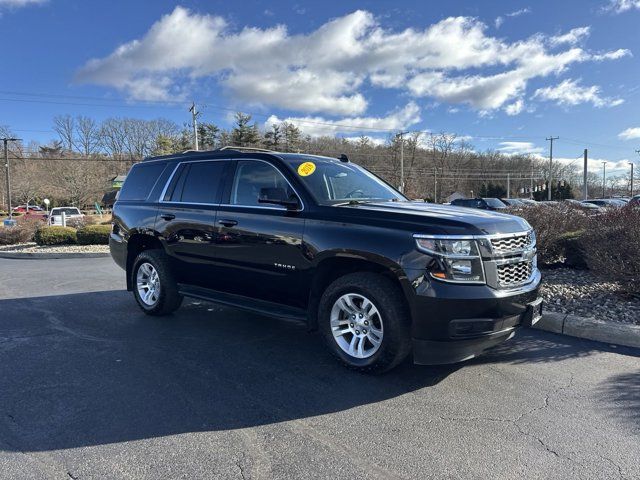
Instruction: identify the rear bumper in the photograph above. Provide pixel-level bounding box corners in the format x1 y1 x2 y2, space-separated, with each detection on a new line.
109 233 127 271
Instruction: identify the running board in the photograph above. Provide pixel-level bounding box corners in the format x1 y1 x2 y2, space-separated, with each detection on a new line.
178 284 307 322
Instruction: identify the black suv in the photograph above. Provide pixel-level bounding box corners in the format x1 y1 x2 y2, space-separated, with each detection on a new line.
110 148 542 372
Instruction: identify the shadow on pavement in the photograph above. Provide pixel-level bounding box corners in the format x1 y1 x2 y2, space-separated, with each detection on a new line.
597 369 640 429
0 290 455 453
1 290 637 452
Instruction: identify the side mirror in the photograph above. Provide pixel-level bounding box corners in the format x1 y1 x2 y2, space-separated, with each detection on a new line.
258 187 301 210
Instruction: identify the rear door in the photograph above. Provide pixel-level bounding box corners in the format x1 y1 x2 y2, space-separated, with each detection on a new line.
213 159 309 307
155 159 231 289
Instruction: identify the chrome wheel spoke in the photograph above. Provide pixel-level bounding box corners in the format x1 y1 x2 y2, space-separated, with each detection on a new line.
136 262 160 306
330 293 383 360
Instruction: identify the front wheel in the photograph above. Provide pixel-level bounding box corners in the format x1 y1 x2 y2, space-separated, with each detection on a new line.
132 249 183 316
318 272 411 373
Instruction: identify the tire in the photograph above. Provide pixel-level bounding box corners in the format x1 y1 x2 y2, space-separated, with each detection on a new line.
131 249 183 316
318 272 411 373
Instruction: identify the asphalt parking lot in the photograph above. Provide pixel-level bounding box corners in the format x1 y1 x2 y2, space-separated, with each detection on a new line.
0 257 638 480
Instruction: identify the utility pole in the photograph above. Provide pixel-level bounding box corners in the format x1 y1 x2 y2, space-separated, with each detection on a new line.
583 149 588 200
396 131 410 193
530 162 534 199
546 136 559 201
433 168 438 203
2 138 20 219
506 173 511 199
602 161 607 198
189 102 200 150
629 161 635 197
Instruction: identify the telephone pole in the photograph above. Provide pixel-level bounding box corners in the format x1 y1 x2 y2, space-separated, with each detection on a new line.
546 136 559 201
3 138 20 219
602 161 607 198
396 131 410 193
189 102 200 150
630 160 635 197
583 149 588 200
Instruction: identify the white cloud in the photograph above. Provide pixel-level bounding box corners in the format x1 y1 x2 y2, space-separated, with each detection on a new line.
495 8 531 29
0 0 45 8
77 8 629 117
504 99 524 115
342 136 387 146
498 141 544 155
549 27 590 46
533 78 624 107
604 0 640 13
618 127 640 140
589 48 632 61
265 102 421 137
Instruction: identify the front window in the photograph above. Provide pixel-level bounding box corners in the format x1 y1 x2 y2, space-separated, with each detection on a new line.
231 160 295 207
52 208 81 216
287 158 405 205
484 198 507 208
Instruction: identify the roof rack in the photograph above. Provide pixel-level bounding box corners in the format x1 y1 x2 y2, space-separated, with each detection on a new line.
218 146 275 153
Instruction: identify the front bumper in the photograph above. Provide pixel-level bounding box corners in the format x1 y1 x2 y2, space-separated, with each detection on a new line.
405 269 542 365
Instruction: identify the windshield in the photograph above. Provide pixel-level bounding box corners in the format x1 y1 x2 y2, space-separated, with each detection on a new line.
52 208 81 215
287 158 405 205
483 198 507 208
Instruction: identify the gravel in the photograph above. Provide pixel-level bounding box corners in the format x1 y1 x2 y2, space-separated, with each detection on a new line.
0 242 109 254
541 267 640 325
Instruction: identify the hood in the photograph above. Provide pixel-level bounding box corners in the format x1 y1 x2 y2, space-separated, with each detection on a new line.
335 201 531 236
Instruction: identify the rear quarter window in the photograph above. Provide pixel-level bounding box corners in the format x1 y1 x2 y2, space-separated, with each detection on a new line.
118 162 168 201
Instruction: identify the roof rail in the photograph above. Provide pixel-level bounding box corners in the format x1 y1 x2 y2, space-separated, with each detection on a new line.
218 146 275 153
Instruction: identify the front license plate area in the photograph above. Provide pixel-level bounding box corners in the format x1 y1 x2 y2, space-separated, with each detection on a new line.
523 298 543 327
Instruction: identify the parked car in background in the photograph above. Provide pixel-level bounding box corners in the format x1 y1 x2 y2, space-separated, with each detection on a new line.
519 199 538 206
565 199 602 212
582 199 624 209
450 197 508 211
628 195 640 207
12 205 44 213
500 198 525 207
49 207 84 225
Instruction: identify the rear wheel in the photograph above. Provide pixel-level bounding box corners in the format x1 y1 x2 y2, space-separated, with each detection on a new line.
318 272 411 373
132 249 183 316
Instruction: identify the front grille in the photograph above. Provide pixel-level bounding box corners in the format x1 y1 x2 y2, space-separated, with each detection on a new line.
490 232 533 254
497 261 533 287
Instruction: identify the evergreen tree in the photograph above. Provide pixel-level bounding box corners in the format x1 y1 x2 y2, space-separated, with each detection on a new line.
264 123 282 150
231 112 261 147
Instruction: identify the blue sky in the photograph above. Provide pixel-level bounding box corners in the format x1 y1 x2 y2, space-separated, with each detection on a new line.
1 0 639 173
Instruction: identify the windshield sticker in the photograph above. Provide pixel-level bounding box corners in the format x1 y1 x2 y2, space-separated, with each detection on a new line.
298 161 316 177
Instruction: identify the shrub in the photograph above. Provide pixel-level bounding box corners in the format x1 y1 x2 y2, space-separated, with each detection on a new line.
512 204 589 265
77 224 111 245
67 215 97 229
34 226 77 246
558 230 587 269
0 217 42 245
581 208 640 294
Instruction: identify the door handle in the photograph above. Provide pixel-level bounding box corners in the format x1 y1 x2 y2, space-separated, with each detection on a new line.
160 213 176 221
218 219 238 227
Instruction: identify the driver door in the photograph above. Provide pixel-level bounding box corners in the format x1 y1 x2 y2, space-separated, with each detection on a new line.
213 159 310 307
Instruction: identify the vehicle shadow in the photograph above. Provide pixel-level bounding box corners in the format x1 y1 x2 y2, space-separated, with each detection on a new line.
597 369 640 429
1 290 637 452
0 290 456 453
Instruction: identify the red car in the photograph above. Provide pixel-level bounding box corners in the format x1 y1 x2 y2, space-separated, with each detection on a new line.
12 205 44 213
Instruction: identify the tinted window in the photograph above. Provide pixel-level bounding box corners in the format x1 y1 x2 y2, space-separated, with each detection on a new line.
176 161 226 204
51 208 81 216
231 161 293 207
118 163 167 201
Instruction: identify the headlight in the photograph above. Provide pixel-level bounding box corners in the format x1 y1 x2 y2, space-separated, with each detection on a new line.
414 235 485 284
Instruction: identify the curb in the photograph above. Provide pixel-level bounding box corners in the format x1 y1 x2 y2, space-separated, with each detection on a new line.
534 311 640 349
0 251 110 259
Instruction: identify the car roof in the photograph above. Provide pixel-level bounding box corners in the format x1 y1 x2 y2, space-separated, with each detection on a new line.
141 149 343 165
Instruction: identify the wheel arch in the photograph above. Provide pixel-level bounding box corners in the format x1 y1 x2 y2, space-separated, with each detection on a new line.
306 251 411 331
125 231 164 291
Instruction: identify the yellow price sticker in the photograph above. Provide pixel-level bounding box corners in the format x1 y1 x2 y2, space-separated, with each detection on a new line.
297 161 316 177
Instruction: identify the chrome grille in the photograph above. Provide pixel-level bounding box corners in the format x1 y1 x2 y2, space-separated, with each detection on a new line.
497 261 533 287
490 231 533 254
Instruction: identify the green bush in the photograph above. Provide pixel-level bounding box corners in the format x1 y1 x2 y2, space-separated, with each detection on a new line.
76 224 111 245
34 226 77 246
